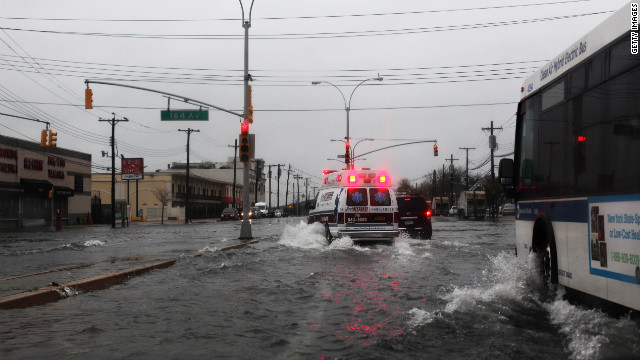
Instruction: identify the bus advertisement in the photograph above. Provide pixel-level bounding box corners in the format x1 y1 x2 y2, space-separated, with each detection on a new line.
500 2 640 312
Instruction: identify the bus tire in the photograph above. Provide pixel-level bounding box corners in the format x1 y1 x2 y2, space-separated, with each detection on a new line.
532 213 558 287
325 223 333 244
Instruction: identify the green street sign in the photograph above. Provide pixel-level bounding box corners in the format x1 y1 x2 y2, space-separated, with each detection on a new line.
161 110 209 121
337 155 345 158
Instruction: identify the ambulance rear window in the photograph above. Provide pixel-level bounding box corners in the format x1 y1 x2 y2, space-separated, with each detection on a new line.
369 188 391 206
347 188 368 206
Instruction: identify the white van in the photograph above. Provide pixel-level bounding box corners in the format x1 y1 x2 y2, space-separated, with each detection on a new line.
308 169 399 242
254 202 268 217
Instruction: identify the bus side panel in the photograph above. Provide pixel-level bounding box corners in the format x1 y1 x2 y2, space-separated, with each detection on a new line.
565 222 608 299
608 276 640 312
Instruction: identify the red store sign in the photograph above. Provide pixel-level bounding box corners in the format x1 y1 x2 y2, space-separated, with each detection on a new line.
24 158 43 171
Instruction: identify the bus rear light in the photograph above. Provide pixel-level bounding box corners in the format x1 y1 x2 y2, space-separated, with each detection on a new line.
426 210 432 217
337 175 342 182
324 177 327 184
578 135 587 142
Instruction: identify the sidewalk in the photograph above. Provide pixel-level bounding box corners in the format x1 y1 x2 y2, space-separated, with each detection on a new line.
0 239 258 310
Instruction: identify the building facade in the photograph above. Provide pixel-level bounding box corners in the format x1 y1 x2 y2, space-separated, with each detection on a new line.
0 134 92 229
91 168 245 222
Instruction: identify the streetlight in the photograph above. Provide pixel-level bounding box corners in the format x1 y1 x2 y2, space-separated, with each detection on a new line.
312 77 383 170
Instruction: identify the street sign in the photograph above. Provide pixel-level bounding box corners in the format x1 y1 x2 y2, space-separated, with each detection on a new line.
337 155 345 158
161 110 209 121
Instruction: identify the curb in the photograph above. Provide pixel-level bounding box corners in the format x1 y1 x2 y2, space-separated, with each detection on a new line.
0 239 260 310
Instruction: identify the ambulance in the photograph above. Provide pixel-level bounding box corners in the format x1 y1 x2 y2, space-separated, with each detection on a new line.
308 169 400 243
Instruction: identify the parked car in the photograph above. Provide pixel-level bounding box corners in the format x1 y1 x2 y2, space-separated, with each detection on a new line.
448 206 458 217
397 195 432 239
220 208 239 221
501 203 515 216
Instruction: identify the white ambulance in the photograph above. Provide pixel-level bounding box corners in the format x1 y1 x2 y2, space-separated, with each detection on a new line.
308 168 400 242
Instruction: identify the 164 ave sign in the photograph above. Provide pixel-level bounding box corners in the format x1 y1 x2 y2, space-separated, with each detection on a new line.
161 110 209 121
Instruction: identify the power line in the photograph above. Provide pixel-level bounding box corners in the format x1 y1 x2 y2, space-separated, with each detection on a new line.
0 1 597 22
0 11 613 40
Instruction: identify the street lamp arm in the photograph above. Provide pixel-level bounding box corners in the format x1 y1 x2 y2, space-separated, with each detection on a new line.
312 81 347 109
348 77 383 107
238 0 255 24
352 140 437 160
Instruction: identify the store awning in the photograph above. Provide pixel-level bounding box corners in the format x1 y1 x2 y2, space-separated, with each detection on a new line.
54 186 75 197
20 178 52 195
0 181 24 194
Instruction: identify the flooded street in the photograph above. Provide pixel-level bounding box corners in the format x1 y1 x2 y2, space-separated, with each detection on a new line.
1 217 639 359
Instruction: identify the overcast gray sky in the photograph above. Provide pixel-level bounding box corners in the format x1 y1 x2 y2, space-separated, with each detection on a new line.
0 0 630 194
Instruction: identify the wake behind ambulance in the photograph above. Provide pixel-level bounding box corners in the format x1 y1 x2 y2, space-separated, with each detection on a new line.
308 169 400 242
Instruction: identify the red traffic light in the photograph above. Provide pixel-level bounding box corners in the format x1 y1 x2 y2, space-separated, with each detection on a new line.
578 135 586 142
241 121 249 134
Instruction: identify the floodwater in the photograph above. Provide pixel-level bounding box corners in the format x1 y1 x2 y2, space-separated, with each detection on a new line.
1 217 639 359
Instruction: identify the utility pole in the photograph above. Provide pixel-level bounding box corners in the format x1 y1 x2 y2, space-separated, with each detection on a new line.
445 154 459 207
285 165 291 214
267 165 274 209
99 114 128 229
294 174 302 217
239 0 255 239
254 160 261 204
441 164 445 214
459 147 475 190
482 121 503 218
304 178 309 214
228 140 238 208
179 128 199 224
276 164 283 209
482 121 503 183
432 170 436 204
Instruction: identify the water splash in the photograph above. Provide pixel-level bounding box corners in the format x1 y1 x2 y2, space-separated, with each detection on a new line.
83 240 105 247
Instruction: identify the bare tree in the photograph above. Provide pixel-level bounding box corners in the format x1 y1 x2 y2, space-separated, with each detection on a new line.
395 178 414 195
152 189 171 224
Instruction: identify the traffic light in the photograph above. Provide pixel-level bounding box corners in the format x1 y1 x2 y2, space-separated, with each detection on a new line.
40 129 48 147
240 120 250 162
433 144 438 156
247 85 253 123
48 189 53 199
85 88 93 109
48 129 57 147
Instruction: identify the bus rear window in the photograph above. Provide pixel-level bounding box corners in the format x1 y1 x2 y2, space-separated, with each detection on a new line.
369 188 391 206
347 188 368 206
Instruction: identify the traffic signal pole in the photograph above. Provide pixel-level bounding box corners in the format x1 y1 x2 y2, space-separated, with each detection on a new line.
239 0 255 239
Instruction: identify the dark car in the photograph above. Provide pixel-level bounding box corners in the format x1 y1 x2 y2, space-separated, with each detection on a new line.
397 195 432 239
220 208 239 221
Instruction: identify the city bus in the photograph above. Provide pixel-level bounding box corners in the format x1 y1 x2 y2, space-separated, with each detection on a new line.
499 2 640 312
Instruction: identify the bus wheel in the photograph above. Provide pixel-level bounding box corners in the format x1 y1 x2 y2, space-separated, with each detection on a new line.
325 224 333 244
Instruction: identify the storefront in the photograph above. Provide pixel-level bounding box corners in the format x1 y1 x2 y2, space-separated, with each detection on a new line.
0 135 91 230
